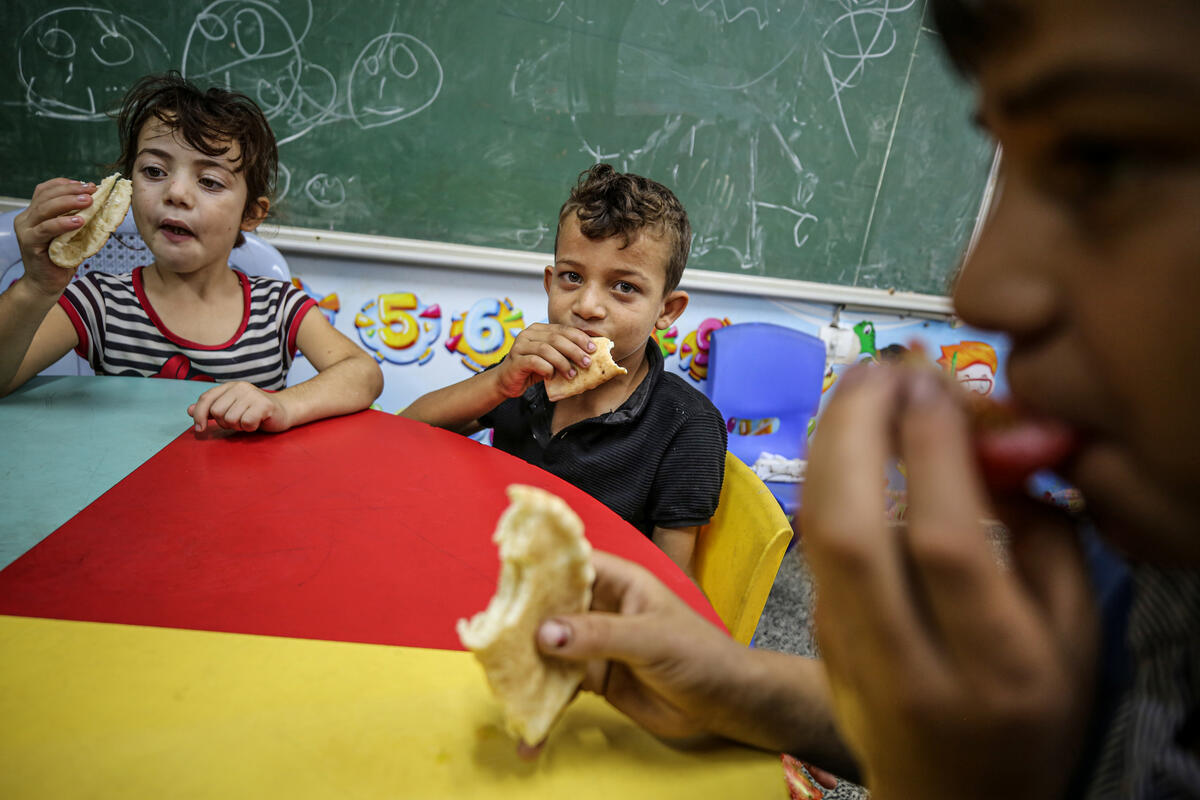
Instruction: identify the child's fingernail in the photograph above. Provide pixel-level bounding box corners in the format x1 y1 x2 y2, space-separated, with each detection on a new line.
582 356 591 367
538 620 571 649
77 195 90 202
587 341 596 351
70 216 83 225
568 369 576 378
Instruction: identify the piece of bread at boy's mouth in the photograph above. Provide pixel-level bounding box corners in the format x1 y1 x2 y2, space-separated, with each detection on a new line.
49 173 133 269
456 484 595 745
544 336 628 402
895 346 1076 491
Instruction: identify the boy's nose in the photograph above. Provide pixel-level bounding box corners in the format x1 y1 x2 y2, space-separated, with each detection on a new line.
572 284 607 319
952 176 1059 339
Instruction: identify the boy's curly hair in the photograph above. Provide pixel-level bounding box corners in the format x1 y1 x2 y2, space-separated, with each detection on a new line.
556 164 691 294
114 71 278 247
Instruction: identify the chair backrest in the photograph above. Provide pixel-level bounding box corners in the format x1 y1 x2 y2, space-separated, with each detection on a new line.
705 322 827 467
0 207 292 376
694 451 793 645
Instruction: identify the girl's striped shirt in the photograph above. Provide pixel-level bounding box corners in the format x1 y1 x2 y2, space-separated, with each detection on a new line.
58 266 316 390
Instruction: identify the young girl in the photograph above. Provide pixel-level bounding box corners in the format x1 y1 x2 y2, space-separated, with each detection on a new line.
0 72 382 432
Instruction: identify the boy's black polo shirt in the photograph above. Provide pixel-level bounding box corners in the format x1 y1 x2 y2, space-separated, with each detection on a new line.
480 340 727 537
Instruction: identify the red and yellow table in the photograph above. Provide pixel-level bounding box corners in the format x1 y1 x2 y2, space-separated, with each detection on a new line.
0 376 786 798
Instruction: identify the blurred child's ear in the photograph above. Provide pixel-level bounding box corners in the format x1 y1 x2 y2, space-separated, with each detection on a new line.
240 197 270 232
657 290 688 329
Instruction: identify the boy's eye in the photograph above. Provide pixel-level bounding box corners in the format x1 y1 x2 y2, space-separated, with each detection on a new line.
561 271 582 283
199 176 226 190
140 165 165 179
614 281 638 294
1038 134 1178 220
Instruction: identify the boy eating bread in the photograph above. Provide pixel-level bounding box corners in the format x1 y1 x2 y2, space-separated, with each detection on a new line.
402 164 726 574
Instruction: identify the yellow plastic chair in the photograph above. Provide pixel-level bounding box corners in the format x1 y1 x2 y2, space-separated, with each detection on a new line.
694 451 794 645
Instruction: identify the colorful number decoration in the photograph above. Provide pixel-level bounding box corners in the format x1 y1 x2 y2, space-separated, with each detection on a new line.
445 297 525 373
356 293 442 365
678 317 730 382
291 278 340 325
654 325 679 358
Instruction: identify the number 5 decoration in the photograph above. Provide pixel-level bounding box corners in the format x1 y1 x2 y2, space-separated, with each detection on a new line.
356 292 442 365
446 297 525 372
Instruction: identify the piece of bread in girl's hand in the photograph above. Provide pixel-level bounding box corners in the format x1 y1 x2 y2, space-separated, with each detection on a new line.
49 173 133 269
545 336 627 402
456 484 595 745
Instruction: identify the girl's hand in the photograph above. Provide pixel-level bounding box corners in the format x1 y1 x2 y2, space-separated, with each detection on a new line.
189 381 291 433
13 179 97 297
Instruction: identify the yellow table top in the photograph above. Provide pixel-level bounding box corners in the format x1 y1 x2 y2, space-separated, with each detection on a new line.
0 615 786 799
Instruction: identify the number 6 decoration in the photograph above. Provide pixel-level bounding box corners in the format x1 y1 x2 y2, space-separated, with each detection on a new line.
446 297 525 373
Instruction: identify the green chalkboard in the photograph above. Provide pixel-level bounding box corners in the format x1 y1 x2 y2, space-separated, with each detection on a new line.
0 0 993 295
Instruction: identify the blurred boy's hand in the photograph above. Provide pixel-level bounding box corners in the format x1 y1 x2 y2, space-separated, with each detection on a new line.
494 323 596 398
801 364 1097 800
189 381 290 433
13 178 97 296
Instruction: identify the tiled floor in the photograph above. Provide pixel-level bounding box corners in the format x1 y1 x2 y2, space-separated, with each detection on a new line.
752 543 868 800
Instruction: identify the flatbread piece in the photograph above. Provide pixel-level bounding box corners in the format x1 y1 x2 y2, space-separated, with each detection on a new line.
49 173 133 269
545 336 627 402
456 484 595 744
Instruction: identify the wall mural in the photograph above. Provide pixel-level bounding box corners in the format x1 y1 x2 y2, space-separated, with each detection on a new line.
354 293 442 366
677 317 731 382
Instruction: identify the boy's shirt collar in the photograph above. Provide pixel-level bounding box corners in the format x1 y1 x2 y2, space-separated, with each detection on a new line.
525 338 665 444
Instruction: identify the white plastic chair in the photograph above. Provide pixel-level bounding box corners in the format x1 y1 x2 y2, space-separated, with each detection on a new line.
0 207 291 376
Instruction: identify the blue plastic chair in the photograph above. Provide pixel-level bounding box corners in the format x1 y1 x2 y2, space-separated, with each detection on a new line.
0 207 291 376
704 322 827 517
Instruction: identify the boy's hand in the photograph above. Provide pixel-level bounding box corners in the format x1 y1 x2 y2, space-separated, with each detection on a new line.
800 365 1098 800
530 552 858 781
494 323 596 398
13 179 97 296
533 551 737 742
189 381 291 434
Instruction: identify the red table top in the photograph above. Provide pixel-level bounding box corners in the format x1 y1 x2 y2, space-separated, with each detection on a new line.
0 410 723 650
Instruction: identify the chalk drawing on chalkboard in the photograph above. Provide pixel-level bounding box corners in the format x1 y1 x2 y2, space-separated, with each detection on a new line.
304 174 347 208
18 8 171 121
821 0 916 155
179 1 442 144
513 223 550 250
275 162 292 203
348 33 443 130
533 0 775 31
